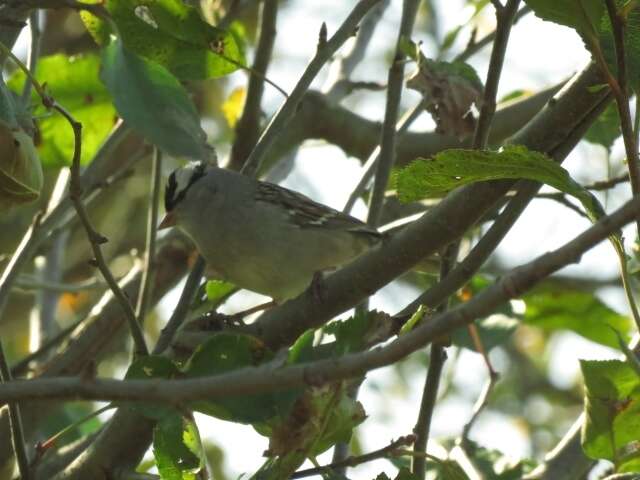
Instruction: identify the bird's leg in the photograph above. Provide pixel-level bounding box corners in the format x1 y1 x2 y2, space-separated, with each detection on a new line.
310 270 329 303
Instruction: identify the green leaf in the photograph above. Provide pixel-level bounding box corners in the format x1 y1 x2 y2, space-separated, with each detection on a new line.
184 333 299 423
100 40 211 159
522 286 633 348
153 414 204 480
287 330 315 365
123 355 181 420
584 103 621 150
396 145 605 223
81 0 244 80
204 280 236 303
0 123 43 209
324 309 370 355
523 0 604 38
598 5 640 94
7 54 116 167
581 359 640 472
402 39 483 139
394 467 421 480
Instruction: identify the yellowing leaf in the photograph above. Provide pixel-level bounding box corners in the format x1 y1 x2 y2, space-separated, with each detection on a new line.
222 87 246 128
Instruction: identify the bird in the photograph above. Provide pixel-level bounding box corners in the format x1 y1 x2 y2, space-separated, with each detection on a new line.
158 162 382 303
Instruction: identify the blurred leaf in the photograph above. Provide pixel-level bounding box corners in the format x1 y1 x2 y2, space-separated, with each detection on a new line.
424 459 469 479
7 54 116 167
612 327 640 377
395 145 605 224
205 280 236 302
451 314 518 351
440 25 463 53
584 103 620 151
222 87 246 128
598 5 640 94
523 0 603 37
402 39 483 139
522 287 632 348
153 414 204 479
184 333 299 423
581 359 640 472
81 0 245 80
463 439 536 479
0 124 42 209
124 355 181 420
498 89 530 103
287 329 315 364
101 39 211 159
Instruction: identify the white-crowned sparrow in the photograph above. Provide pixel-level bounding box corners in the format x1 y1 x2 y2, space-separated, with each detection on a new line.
159 162 382 302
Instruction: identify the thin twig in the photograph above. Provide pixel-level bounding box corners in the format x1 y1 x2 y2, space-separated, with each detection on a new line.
366 0 420 227
0 120 132 322
153 256 206 354
323 0 390 102
59 104 148 356
536 192 590 219
14 276 104 293
2 192 639 404
412 241 457 478
393 184 542 321
240 0 383 177
584 173 629 191
343 99 424 213
10 320 81 377
412 345 446 478
135 149 162 325
603 0 640 234
291 435 416 479
0 343 30 480
460 370 499 446
472 0 521 149
228 0 278 170
454 6 530 62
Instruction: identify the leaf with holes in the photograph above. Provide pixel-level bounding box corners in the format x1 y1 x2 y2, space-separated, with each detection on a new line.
153 414 205 479
81 0 244 80
184 333 300 423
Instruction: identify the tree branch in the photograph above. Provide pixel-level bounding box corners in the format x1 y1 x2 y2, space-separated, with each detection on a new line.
1 191 639 405
240 0 383 177
252 63 610 350
135 149 162 326
0 343 30 480
472 0 521 149
61 105 148 356
367 0 419 227
0 122 133 322
291 435 415 479
227 0 278 170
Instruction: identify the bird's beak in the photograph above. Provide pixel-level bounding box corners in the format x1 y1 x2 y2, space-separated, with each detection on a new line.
158 212 176 230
